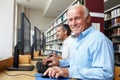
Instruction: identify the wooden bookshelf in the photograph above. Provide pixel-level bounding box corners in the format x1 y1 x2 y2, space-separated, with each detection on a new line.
104 4 120 66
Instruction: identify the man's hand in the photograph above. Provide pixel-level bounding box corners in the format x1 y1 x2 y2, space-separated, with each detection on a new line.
43 66 69 78
42 56 60 66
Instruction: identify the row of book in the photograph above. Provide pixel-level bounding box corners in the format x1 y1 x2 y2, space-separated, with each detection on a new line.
46 35 57 42
105 7 120 20
104 17 120 28
46 28 56 38
112 28 120 36
45 44 62 52
114 44 120 52
46 13 67 33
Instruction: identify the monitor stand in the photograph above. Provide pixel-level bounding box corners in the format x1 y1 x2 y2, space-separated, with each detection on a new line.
30 44 42 61
7 66 34 71
7 43 34 71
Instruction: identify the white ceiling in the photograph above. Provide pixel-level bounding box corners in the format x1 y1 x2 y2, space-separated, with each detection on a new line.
16 0 75 18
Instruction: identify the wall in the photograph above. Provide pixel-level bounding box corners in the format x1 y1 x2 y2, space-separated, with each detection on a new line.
17 5 54 32
0 0 15 59
85 0 104 32
17 5 25 28
29 9 54 31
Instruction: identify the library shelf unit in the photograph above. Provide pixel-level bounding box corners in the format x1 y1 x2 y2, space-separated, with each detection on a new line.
104 4 120 66
44 0 85 55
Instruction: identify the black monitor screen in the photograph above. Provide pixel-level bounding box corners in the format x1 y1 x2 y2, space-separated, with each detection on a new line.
20 12 31 54
7 12 34 71
34 27 41 50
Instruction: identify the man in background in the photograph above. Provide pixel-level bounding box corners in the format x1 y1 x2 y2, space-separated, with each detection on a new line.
43 23 74 65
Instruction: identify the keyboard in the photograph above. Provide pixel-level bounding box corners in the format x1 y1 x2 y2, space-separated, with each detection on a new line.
36 61 49 73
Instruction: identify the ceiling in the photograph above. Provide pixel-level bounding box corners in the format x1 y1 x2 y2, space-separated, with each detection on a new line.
16 0 75 18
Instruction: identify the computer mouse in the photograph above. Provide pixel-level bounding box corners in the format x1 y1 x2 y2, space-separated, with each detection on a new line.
41 74 69 79
41 74 49 78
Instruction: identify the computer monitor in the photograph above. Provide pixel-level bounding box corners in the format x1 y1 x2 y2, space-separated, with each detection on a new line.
31 26 42 60
41 33 46 52
34 26 41 51
20 12 31 55
7 12 34 71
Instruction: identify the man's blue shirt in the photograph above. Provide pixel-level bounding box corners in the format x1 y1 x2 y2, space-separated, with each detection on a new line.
60 26 114 80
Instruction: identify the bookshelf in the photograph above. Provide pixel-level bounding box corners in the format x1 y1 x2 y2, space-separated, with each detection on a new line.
104 4 120 65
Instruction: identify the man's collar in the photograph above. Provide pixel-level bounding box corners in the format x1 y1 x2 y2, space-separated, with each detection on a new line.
76 26 94 41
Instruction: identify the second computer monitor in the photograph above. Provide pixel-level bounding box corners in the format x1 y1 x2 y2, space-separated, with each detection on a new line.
34 26 41 51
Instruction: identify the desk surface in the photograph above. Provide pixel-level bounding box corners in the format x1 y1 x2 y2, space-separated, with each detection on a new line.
0 61 37 80
0 56 76 80
0 55 48 80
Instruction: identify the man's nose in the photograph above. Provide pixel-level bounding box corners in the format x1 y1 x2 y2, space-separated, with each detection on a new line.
71 19 76 26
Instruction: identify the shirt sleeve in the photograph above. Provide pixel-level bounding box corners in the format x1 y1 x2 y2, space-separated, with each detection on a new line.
59 59 70 67
68 37 114 80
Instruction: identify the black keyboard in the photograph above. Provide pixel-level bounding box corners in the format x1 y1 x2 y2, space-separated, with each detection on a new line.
36 61 49 73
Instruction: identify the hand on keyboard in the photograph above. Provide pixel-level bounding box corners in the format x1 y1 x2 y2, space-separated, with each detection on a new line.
36 61 49 73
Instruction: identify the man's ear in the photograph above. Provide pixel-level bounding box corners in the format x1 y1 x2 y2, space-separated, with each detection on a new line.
86 15 91 23
64 30 67 35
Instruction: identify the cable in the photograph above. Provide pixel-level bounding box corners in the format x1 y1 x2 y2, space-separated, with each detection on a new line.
2 71 35 77
30 63 35 67
2 71 42 77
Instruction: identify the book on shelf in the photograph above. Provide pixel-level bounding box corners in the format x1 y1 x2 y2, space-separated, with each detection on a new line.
112 28 120 36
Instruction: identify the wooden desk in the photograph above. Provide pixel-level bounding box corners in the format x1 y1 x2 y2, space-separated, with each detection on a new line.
0 56 76 80
0 61 37 80
0 55 48 80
